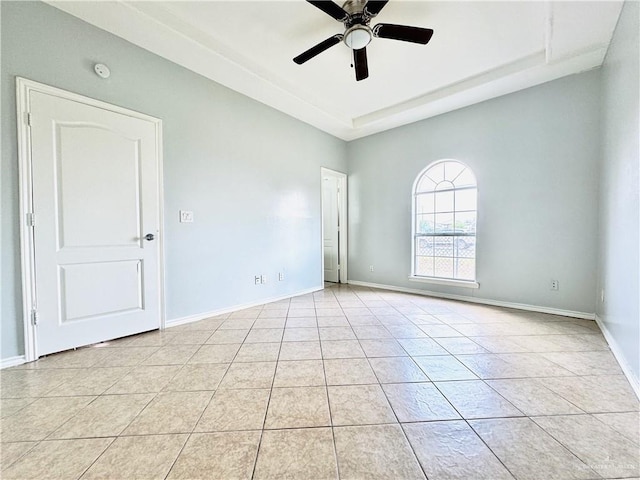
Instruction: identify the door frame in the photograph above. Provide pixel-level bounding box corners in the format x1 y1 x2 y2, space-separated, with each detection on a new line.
320 167 348 284
16 77 165 362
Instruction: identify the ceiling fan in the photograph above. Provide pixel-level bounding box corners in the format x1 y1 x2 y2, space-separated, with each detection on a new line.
293 0 434 81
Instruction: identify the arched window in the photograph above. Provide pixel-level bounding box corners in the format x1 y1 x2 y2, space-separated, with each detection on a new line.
412 160 477 284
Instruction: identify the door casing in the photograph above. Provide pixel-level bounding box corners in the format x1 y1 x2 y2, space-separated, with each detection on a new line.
16 77 165 362
320 167 348 284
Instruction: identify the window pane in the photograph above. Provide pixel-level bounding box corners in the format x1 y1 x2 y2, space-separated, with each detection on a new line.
426 162 445 184
416 193 435 214
416 214 435 234
453 168 476 188
416 237 434 256
455 237 476 258
434 213 454 234
434 191 454 213
433 236 454 257
444 162 465 182
435 257 454 278
455 211 476 233
455 188 477 211
455 258 475 280
415 255 435 276
416 175 436 193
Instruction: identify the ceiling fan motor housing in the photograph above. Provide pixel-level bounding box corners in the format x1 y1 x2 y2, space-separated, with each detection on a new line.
342 0 372 50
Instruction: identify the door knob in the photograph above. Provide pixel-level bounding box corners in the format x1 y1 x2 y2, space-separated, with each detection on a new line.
144 233 155 241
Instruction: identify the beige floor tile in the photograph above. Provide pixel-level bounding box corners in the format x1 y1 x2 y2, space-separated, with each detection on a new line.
496 353 576 377
397 338 448 356
253 318 287 329
279 341 322 360
435 337 489 354
1 368 82 398
404 421 514 480
125 331 178 347
246 329 285 343
317 316 349 327
334 424 425 480
539 375 639 413
189 343 241 364
172 317 224 331
44 367 131 397
470 417 599 480
352 325 392 340
287 308 316 318
486 378 584 415
413 355 478 381
254 428 338 480
282 328 319 342
96 346 160 367
382 383 460 422
164 363 229 391
359 339 407 357
123 391 212 435
386 325 428 339
319 327 356 341
436 380 524 419
18 347 109 370
328 384 397 426
593 412 640 445
50 393 153 438
2 438 112 480
265 386 330 428
83 434 187 479
541 351 623 376
533 414 640 478
285 317 318 328
273 360 325 387
235 343 281 362
321 340 366 359
206 329 249 344
218 362 276 389
221 318 257 329
418 324 464 337
369 357 429 383
142 345 199 365
105 365 181 394
346 315 381 326
468 336 531 354
167 431 260 479
316 307 344 317
0 398 34 418
0 441 37 471
167 330 213 345
323 358 378 385
1 396 94 442
195 388 270 432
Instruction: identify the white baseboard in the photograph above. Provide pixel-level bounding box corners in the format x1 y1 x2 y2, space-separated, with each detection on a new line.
1 355 26 369
165 285 324 328
595 314 640 400
347 280 595 320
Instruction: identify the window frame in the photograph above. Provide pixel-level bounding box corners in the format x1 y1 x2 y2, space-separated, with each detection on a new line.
409 159 479 289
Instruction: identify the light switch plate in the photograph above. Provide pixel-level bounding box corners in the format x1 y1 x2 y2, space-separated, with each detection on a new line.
180 210 194 223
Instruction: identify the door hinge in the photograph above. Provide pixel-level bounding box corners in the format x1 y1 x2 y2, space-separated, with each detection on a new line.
27 113 32 127
31 309 39 326
26 213 35 227
337 264 341 270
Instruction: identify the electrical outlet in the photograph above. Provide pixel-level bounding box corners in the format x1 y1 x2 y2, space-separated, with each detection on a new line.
550 279 559 291
369 265 374 272
254 276 261 285
180 210 194 223
261 275 267 284
278 272 284 281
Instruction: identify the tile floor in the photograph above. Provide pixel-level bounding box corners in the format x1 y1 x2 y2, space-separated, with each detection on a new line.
1 284 639 479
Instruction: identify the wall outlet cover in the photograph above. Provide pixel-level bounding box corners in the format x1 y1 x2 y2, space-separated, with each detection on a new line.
180 210 194 223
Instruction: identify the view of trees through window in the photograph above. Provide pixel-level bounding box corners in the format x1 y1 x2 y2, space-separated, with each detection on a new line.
413 160 477 281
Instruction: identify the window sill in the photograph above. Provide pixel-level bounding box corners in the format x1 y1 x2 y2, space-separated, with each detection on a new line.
408 276 479 289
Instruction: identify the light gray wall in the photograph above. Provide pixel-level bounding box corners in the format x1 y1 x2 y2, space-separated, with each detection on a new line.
597 0 639 385
347 70 601 315
1 1 347 359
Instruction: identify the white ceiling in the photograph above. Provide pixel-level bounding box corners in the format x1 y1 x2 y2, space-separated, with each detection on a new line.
48 1 623 141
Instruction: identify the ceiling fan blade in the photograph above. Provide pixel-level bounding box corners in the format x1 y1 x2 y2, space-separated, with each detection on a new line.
364 0 389 17
306 1 349 21
373 23 434 44
354 47 369 81
293 34 343 64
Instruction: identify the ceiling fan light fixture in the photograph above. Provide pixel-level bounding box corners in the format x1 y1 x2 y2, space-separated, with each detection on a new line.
344 25 372 50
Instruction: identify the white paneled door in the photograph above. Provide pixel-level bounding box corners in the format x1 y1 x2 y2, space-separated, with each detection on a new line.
322 173 340 283
29 90 161 356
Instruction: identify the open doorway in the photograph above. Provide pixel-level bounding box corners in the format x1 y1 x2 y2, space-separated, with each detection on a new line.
321 168 347 284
